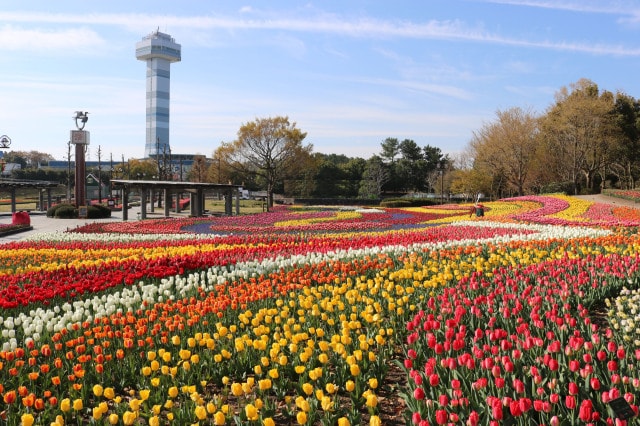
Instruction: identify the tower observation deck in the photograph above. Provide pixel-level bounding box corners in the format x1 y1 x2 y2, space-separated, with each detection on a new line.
135 30 181 158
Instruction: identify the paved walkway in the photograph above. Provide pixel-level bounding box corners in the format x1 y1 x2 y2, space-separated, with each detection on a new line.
0 206 148 242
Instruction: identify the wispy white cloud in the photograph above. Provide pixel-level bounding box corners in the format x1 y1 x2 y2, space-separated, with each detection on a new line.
481 0 637 15
481 0 640 26
0 25 106 53
0 10 638 56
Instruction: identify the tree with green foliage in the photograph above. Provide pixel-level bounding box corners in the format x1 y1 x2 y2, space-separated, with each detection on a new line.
225 116 311 209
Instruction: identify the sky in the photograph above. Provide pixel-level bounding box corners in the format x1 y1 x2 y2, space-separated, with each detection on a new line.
1 0 640 162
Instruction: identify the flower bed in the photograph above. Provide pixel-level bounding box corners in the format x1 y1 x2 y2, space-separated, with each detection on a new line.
1 195 640 425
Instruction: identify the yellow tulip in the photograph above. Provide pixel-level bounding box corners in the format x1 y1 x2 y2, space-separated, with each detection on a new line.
213 411 226 425
60 398 71 412
230 382 243 397
168 386 179 398
195 405 207 420
129 398 141 411
245 403 259 421
268 368 279 379
93 384 104 397
296 411 308 425
302 382 314 395
104 387 115 400
370 415 382 426
345 380 356 392
92 406 104 420
21 413 35 426
320 395 333 411
122 411 137 425
72 399 83 411
259 378 272 391
350 363 361 376
108 414 119 425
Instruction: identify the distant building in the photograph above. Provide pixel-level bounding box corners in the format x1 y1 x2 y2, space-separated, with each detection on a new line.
135 30 181 158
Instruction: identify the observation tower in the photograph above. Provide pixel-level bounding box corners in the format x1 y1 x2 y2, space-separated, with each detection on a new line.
135 30 181 158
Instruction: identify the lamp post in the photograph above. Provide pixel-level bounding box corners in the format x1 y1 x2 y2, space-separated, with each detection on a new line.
71 111 90 207
0 135 10 179
0 135 11 180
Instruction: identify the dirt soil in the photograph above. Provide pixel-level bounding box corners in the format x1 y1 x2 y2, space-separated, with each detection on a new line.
575 193 640 208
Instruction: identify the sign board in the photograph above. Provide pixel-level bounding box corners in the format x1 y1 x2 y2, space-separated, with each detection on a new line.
609 397 636 420
78 206 88 219
71 130 90 145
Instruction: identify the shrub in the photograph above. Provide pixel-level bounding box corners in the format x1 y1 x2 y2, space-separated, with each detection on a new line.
88 204 112 219
380 198 441 208
380 199 412 208
52 204 78 219
47 203 77 219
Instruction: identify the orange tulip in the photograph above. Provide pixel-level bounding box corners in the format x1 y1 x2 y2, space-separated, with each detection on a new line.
21 393 35 407
17 386 28 397
34 398 45 411
3 390 16 404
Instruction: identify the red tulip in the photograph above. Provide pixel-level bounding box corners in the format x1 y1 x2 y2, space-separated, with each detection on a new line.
565 395 576 410
438 394 449 407
435 409 448 425
467 411 480 426
509 400 522 417
568 382 579 395
579 399 593 422
429 374 439 387
413 387 425 400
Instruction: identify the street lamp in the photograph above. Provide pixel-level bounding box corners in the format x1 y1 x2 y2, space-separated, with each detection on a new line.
0 135 11 149
71 111 90 207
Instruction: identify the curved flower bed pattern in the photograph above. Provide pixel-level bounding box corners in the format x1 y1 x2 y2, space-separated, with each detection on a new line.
1 194 640 425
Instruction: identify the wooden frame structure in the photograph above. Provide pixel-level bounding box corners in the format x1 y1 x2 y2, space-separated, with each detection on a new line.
110 180 242 221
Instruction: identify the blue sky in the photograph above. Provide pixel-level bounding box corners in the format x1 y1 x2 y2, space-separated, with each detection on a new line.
1 1 639 162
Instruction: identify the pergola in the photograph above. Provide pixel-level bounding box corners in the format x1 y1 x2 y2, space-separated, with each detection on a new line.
110 180 243 221
0 179 60 213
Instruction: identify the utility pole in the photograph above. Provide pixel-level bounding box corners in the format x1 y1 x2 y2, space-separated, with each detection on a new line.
97 145 102 204
109 153 113 199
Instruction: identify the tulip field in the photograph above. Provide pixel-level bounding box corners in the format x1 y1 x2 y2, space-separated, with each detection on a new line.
3 193 640 425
